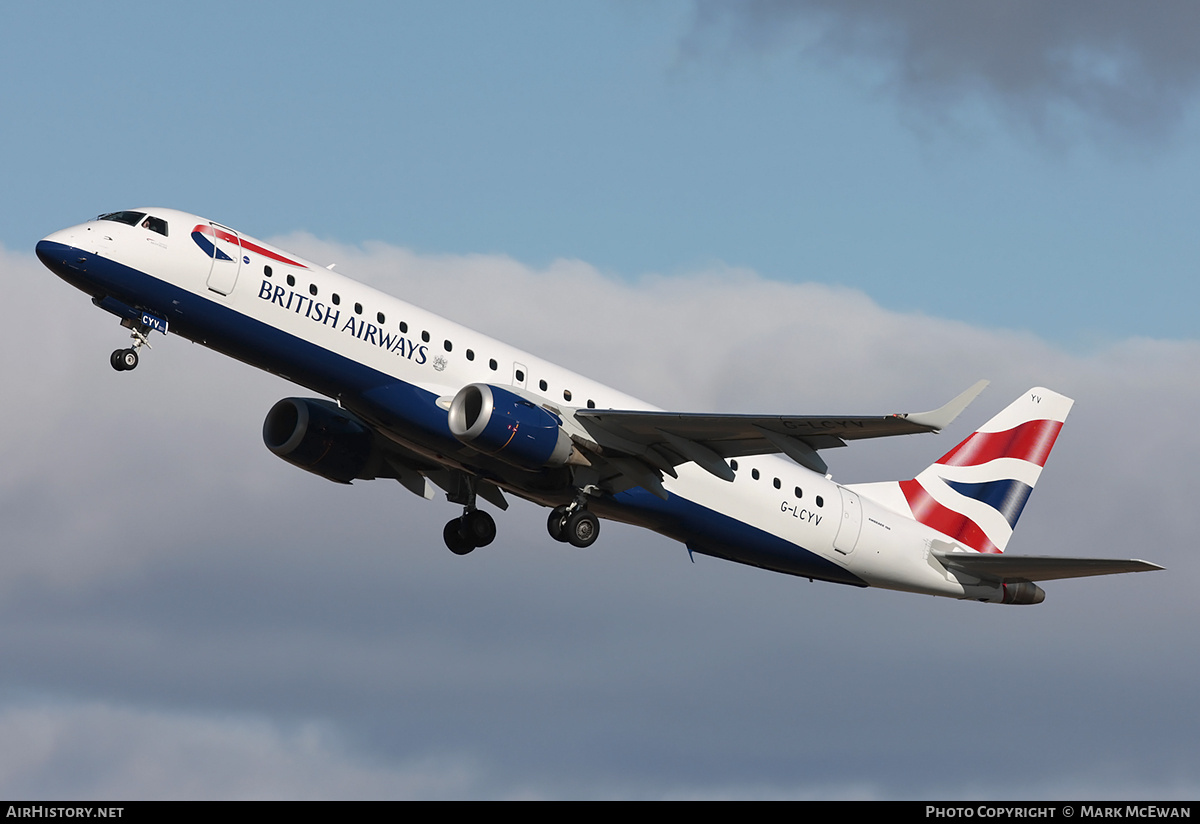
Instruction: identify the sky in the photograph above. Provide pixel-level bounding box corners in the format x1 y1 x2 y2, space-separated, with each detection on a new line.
2 0 1198 800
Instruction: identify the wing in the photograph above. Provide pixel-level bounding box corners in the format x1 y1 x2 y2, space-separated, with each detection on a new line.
570 380 989 479
340 379 988 505
934 551 1164 582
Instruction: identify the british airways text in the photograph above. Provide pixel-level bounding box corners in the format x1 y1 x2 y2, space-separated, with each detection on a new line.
258 279 428 363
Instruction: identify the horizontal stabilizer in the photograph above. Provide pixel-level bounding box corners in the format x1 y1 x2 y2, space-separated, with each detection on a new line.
934 551 1164 583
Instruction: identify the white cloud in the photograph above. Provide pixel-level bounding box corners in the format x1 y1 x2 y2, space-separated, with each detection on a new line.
6 239 1197 799
0 701 484 800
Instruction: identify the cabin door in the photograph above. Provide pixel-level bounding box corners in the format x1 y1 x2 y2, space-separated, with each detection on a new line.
833 487 862 556
202 222 244 296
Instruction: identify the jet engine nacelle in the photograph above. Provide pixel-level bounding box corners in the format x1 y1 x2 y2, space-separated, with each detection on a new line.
263 397 375 484
448 383 576 470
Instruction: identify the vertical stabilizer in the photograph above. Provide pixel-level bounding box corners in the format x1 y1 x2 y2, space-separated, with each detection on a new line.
851 388 1073 554
900 387 1073 553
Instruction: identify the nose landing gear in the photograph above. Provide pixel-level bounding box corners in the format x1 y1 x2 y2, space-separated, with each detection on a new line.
109 317 156 372
110 347 140 371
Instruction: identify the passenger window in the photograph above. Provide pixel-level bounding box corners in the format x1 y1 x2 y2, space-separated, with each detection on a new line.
332 294 341 305
309 284 317 296
466 349 475 361
444 340 452 352
730 459 739 472
751 468 760 480
515 369 525 382
489 359 498 371
795 487 802 498
264 265 272 277
773 478 781 489
815 496 824 508
399 321 408 333
354 302 363 315
421 331 430 343
539 380 548 391
563 390 572 402
377 312 385 324
587 400 595 409
287 274 295 287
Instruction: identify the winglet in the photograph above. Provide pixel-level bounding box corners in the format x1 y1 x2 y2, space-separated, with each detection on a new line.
901 380 989 431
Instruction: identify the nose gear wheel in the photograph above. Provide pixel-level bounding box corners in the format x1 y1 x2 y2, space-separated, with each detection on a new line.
110 318 155 372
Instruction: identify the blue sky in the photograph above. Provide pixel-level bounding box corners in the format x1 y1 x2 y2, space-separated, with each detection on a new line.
7 2 1200 343
3 1 1199 799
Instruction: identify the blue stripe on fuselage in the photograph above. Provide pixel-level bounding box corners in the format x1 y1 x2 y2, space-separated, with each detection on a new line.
601 487 867 586
37 240 455 441
39 240 867 586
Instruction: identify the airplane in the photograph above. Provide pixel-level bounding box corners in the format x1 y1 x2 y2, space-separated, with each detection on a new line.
36 208 1162 605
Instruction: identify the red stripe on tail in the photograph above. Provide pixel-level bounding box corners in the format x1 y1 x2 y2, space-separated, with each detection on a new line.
935 419 1063 469
899 479 1001 554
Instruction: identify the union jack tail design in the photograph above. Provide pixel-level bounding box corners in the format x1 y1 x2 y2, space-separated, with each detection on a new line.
897 387 1073 554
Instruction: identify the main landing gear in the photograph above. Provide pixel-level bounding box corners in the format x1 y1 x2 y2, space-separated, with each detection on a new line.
443 509 496 556
110 318 153 372
440 473 601 554
546 500 600 548
441 475 497 555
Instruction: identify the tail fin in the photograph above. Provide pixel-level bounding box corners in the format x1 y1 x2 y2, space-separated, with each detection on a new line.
854 388 1073 554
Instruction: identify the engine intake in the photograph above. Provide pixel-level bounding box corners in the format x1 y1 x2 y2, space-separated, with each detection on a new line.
263 397 375 484
448 383 575 470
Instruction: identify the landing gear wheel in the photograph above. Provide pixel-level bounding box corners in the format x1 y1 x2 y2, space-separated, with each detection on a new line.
463 510 496 548
443 519 475 555
565 509 600 548
547 505 570 543
111 348 138 371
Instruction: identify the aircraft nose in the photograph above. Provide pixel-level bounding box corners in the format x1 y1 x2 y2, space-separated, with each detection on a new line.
37 226 91 279
36 236 77 273
36 237 67 268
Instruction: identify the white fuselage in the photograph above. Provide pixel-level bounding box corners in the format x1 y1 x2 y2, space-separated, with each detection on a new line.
38 209 1008 602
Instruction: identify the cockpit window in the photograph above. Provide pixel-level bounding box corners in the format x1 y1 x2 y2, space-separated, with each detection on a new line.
98 211 146 226
141 216 168 237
